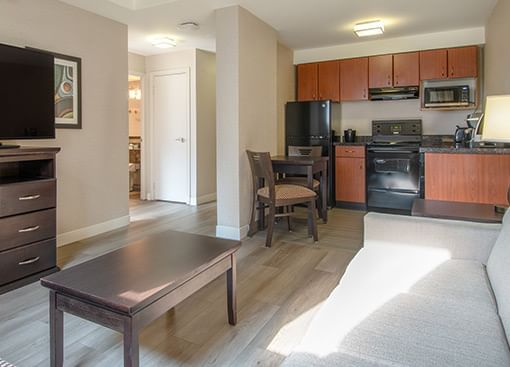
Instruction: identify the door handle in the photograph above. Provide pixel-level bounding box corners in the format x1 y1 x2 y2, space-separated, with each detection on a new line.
374 159 387 164
175 137 185 143
18 225 40 233
19 194 41 201
18 257 40 265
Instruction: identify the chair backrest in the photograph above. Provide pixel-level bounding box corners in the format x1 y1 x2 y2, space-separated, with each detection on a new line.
246 151 275 199
288 145 322 157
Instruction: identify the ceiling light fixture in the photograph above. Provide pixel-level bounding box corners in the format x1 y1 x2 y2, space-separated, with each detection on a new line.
354 20 384 37
177 21 200 31
151 37 177 49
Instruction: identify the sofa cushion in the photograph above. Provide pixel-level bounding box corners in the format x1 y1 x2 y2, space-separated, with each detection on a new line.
487 209 510 343
284 246 510 367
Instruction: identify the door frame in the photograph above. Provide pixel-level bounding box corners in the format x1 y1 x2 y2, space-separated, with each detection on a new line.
148 67 191 204
128 71 147 200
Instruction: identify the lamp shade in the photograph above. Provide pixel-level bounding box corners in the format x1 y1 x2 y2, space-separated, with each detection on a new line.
482 95 510 143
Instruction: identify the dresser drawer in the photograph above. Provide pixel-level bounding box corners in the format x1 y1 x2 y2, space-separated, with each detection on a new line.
0 238 56 286
0 209 56 252
335 146 366 158
0 179 56 218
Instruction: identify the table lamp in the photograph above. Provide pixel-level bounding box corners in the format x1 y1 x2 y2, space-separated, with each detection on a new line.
481 95 510 144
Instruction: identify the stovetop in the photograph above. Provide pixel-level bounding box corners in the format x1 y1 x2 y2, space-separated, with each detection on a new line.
370 119 423 148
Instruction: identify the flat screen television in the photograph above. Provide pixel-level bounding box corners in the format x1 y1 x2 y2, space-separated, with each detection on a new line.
0 43 55 143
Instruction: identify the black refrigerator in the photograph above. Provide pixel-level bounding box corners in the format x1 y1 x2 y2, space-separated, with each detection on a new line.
285 100 341 207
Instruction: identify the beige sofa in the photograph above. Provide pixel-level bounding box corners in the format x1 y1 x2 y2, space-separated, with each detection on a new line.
283 211 510 366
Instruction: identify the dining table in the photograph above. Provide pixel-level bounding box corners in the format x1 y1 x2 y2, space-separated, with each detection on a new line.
271 155 329 223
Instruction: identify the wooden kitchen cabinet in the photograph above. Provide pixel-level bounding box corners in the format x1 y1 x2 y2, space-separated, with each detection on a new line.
420 46 478 80
335 146 366 203
420 49 448 80
318 60 340 101
393 52 420 87
425 153 510 205
297 63 318 101
448 46 478 78
340 58 369 101
369 54 393 88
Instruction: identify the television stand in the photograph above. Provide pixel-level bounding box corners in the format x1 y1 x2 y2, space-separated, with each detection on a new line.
0 143 20 149
0 146 61 295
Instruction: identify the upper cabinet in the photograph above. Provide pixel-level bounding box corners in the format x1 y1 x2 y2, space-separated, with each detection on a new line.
318 61 340 102
369 54 393 88
297 61 340 102
420 46 478 81
447 46 478 79
420 49 447 80
369 52 419 88
297 63 318 101
340 58 369 101
393 52 420 87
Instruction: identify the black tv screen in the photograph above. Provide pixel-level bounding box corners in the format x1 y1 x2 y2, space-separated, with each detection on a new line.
0 43 55 140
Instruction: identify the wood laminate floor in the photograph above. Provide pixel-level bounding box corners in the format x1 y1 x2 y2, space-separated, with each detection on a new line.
0 199 364 367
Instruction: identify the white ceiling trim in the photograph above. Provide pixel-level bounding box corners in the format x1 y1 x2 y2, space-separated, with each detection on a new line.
294 27 486 64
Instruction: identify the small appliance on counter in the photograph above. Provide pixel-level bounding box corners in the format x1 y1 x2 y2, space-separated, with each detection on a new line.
343 129 357 143
454 125 474 146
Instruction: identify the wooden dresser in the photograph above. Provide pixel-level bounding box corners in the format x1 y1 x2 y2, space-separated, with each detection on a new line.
0 146 60 294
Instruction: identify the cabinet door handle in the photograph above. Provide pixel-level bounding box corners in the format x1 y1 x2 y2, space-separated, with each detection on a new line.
19 194 41 201
18 257 40 265
18 225 40 233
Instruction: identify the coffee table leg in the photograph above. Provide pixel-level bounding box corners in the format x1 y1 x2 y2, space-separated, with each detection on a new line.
123 318 139 367
49 291 63 367
227 254 237 325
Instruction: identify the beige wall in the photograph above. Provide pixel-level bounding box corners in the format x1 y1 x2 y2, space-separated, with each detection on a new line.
1 0 129 245
295 27 486 64
485 0 510 95
128 52 145 74
216 6 278 239
196 50 217 201
277 43 295 154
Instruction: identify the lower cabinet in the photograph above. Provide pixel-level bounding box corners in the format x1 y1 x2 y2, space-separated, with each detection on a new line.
335 146 366 204
425 153 510 205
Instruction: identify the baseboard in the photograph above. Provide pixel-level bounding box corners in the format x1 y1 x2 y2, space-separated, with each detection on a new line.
57 215 131 247
190 193 217 206
216 224 249 241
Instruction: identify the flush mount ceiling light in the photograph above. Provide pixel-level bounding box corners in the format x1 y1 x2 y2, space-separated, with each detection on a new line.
177 21 200 31
151 36 177 48
354 20 384 37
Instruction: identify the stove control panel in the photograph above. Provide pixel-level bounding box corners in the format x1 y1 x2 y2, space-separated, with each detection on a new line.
372 120 422 137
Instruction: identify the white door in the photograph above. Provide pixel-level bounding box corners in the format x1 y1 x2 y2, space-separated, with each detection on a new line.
151 69 190 203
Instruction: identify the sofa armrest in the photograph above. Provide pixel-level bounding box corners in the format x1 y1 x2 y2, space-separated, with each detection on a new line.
364 212 501 264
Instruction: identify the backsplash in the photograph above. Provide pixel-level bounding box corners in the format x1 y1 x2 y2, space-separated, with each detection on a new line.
335 99 475 136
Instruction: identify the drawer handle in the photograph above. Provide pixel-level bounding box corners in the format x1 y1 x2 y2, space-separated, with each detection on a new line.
19 194 41 201
18 257 40 265
18 225 40 233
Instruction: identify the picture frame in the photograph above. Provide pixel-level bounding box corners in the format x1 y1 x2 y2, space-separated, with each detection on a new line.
27 47 82 129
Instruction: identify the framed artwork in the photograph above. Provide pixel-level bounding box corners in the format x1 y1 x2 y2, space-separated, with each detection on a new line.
27 47 82 129
53 53 82 129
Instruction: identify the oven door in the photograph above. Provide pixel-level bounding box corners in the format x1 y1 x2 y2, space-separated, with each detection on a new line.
367 150 421 212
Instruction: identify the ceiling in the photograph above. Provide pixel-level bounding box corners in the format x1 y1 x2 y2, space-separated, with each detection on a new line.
59 0 498 56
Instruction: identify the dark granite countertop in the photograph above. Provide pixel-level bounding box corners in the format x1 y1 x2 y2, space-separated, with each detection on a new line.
420 141 510 154
333 136 372 146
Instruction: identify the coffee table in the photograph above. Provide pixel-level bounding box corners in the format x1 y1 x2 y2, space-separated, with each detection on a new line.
41 230 241 367
412 198 504 223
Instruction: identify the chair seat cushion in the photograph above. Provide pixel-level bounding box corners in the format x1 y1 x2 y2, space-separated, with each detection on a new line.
257 184 316 201
277 177 320 190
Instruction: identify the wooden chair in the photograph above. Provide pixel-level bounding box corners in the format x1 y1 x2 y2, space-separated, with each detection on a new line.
277 145 324 216
247 150 318 247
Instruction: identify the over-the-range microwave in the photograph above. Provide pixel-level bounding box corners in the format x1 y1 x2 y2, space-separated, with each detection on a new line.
423 85 471 108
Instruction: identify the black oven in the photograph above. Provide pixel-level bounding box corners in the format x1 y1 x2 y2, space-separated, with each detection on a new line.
367 120 423 214
424 85 470 108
